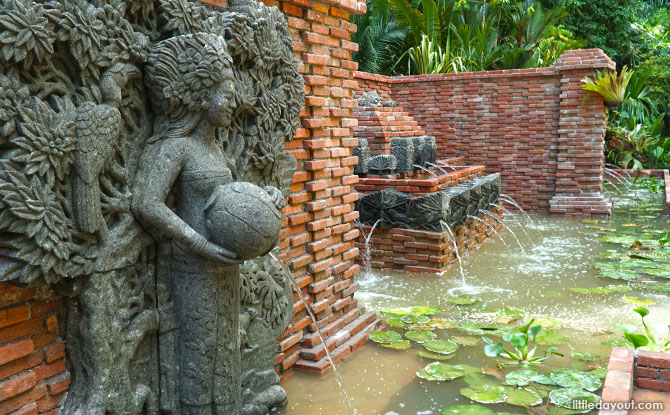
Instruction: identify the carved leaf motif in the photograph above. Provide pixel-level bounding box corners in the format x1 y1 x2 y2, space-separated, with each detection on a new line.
0 1 56 68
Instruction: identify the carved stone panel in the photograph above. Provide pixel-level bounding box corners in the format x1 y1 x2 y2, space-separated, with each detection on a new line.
368 154 397 175
407 192 451 231
390 137 414 174
412 136 426 169
353 138 370 175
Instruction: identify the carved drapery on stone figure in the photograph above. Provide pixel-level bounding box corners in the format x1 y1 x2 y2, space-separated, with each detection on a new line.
0 0 303 414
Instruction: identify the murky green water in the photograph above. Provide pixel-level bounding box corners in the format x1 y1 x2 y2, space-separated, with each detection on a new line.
280 181 670 415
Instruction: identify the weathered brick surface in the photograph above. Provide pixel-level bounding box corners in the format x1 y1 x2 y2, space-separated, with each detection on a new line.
356 206 504 274
0 284 68 415
354 49 614 217
256 0 373 376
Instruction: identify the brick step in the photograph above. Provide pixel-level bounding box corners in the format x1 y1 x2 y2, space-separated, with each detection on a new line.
294 313 381 374
299 310 377 362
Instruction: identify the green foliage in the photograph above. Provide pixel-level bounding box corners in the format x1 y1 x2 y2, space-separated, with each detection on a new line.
481 319 563 367
581 66 633 106
616 307 670 351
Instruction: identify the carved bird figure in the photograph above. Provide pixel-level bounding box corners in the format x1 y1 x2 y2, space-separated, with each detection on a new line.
71 63 140 237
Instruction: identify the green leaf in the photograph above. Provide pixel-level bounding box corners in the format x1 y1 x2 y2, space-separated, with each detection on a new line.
570 285 632 294
369 330 402 344
502 385 542 407
460 385 506 404
614 323 637 334
549 387 600 410
386 317 407 328
401 314 431 324
410 306 441 315
505 332 528 348
417 362 466 381
623 296 655 305
418 350 456 361
528 326 542 341
381 340 412 349
441 404 494 415
505 369 538 386
451 336 480 346
484 342 503 357
447 295 479 305
380 308 411 317
633 307 650 318
625 332 649 349
424 339 459 355
549 369 602 391
405 330 437 343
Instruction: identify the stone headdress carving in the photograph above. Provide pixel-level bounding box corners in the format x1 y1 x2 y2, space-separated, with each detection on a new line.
0 0 304 414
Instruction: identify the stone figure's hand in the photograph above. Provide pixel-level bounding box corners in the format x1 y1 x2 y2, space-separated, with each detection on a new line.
190 235 241 264
264 186 285 211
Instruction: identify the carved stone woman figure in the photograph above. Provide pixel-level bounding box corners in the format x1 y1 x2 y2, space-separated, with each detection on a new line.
132 33 284 415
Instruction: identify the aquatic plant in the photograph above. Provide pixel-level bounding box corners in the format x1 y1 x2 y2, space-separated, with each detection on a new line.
617 306 670 352
482 319 562 367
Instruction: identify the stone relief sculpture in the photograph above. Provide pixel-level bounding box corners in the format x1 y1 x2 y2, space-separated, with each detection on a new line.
0 0 303 414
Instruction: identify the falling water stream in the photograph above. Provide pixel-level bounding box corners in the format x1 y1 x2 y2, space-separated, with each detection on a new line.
412 165 437 177
466 215 510 250
425 162 449 175
363 219 382 274
439 220 466 286
269 252 355 415
436 160 458 171
479 209 527 255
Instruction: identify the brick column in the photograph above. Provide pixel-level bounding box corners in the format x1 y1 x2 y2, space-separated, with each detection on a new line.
549 49 615 217
258 0 379 376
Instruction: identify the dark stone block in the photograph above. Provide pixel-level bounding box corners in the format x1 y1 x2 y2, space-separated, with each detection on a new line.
353 138 370 175
368 154 397 175
390 137 414 174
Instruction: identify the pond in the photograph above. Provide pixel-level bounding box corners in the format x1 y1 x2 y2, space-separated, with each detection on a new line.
279 178 670 415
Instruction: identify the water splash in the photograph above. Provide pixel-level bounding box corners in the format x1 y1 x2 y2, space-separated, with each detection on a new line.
425 162 448 175
412 164 437 177
270 252 355 415
362 219 382 275
436 160 457 171
439 220 466 286
480 209 527 255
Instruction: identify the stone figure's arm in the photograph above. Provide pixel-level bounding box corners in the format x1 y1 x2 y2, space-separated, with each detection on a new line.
132 141 240 264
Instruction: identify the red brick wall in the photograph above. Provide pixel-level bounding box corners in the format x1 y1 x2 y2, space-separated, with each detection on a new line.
0 283 69 415
256 0 377 376
634 350 670 392
352 71 392 101
354 49 615 215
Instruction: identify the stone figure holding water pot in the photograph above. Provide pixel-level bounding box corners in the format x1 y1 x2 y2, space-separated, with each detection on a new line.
132 33 285 415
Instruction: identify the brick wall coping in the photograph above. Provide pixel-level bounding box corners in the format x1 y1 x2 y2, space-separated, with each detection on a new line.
600 348 670 414
354 49 615 85
316 0 367 14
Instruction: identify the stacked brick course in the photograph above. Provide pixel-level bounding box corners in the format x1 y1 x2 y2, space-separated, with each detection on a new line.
354 49 615 216
356 206 504 274
0 284 69 415
354 107 425 154
254 0 377 376
634 350 670 392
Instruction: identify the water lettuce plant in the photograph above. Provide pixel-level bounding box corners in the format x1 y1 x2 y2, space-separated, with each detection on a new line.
482 319 562 367
617 307 670 351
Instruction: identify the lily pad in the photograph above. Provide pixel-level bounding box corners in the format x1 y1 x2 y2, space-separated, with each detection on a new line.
410 306 441 315
417 362 466 381
571 352 601 362
441 405 494 415
417 350 455 361
535 330 570 345
550 369 602 391
641 268 670 278
386 317 407 328
598 269 642 280
424 339 459 355
405 330 437 343
381 340 412 349
380 308 411 317
597 235 639 245
464 371 503 388
447 295 479 305
460 385 506 404
589 367 608 379
623 296 655 305
570 285 632 294
527 316 564 330
369 331 402 344
642 283 670 292
505 369 539 387
549 387 600 410
401 314 430 324
601 338 632 348
451 336 480 346
502 385 542 407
